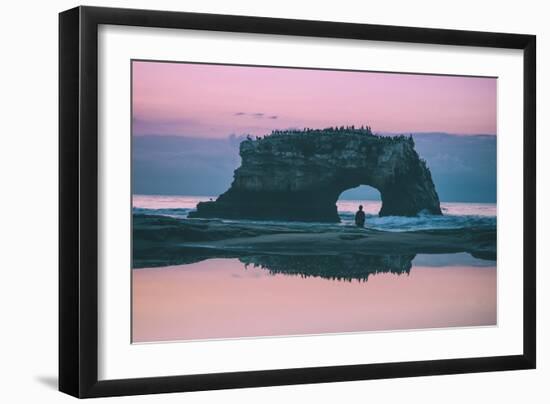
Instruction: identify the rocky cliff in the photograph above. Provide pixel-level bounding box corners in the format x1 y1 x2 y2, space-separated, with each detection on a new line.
189 127 442 222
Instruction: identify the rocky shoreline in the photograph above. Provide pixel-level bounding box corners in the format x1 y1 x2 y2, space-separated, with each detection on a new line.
133 214 496 269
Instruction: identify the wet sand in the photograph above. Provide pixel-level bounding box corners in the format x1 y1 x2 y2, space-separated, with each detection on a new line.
133 214 496 268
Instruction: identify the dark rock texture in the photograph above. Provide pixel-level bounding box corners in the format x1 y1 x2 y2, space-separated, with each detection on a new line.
132 214 496 268
189 128 442 222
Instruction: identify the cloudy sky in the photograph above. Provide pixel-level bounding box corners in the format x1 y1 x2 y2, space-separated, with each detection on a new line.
132 61 497 138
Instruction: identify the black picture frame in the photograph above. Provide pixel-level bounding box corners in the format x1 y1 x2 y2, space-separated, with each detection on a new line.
59 5 536 398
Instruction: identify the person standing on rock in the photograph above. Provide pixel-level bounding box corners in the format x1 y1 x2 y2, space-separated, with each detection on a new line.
355 205 366 228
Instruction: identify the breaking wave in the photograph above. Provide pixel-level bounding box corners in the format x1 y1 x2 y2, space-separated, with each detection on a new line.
132 207 495 232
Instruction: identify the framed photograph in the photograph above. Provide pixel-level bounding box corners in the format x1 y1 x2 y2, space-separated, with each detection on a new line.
59 6 536 398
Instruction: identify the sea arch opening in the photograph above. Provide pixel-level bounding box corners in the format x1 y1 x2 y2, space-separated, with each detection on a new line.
336 184 382 222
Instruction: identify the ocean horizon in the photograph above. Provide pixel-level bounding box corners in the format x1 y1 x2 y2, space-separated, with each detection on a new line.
132 194 496 233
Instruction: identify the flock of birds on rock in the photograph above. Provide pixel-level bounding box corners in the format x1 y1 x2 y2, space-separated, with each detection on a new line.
245 125 415 145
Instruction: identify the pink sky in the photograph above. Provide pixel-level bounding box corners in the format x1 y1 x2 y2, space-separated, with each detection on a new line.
132 61 497 138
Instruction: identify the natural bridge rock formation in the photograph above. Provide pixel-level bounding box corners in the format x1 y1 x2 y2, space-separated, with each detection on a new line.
189 128 442 222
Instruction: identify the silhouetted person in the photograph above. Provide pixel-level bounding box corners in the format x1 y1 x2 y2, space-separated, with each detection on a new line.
355 205 366 227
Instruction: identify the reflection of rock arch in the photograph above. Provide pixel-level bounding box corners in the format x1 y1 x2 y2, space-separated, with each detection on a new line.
190 129 442 222
240 254 415 282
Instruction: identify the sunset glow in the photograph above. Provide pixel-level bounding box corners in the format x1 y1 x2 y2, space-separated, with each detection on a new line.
132 61 497 138
133 258 496 342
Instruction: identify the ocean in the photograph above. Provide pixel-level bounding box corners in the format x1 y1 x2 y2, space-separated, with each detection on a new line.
132 194 496 232
131 194 497 342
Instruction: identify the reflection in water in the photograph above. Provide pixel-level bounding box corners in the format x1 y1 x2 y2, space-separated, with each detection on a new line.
132 253 496 343
240 254 414 282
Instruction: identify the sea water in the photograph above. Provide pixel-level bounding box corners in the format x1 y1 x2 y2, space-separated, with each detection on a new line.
132 254 496 343
132 194 496 232
131 195 497 343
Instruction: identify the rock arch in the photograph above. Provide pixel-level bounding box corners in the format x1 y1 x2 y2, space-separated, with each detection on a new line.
189 129 442 222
